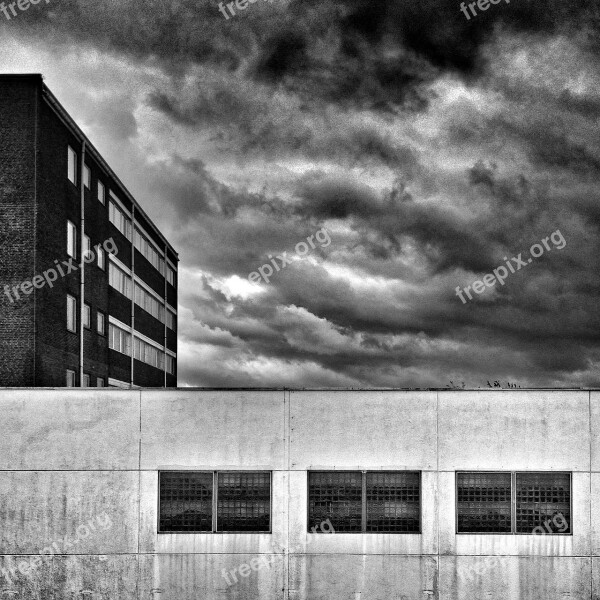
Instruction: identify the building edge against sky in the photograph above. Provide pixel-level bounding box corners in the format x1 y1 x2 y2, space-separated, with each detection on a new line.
0 73 178 388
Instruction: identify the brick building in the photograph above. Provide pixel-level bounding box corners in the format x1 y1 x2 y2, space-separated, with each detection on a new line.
0 74 178 388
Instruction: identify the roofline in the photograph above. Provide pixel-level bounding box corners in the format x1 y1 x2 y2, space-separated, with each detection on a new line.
29 75 179 259
1 387 598 392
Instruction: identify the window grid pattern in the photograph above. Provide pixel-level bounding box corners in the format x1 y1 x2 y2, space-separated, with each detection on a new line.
457 472 512 533
217 472 271 532
109 263 132 299
108 324 131 356
134 230 165 275
166 309 176 331
308 472 363 532
159 472 213 533
516 473 571 534
134 337 165 371
366 472 420 533
135 283 165 323
109 201 132 241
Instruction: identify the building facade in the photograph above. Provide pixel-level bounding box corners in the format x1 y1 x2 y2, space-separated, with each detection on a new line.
0 388 597 599
0 74 178 388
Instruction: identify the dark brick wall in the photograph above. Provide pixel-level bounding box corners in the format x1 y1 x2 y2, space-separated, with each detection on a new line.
133 359 164 387
0 77 38 385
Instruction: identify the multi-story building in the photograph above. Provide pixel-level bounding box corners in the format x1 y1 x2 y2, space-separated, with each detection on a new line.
0 74 178 388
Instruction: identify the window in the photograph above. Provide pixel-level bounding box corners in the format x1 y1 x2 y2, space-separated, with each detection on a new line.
108 263 132 299
167 266 175 286
159 471 271 533
456 472 571 534
97 377 105 387
165 354 175 375
108 323 131 356
67 146 77 184
66 370 76 387
67 221 77 258
97 311 105 335
67 295 77 332
134 230 165 275
108 200 132 241
516 473 571 534
82 373 90 388
97 246 105 270
308 471 420 533
83 303 91 329
166 309 176 331
83 164 91 189
134 283 165 323
134 337 165 370
98 180 105 204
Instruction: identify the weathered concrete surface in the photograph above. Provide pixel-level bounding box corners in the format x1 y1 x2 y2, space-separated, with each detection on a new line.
0 388 596 599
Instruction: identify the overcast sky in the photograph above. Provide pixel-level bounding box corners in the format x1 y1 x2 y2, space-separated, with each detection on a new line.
1 0 599 388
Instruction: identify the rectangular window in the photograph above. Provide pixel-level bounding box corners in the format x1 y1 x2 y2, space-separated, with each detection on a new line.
134 283 165 323
83 234 93 262
167 266 175 286
83 303 91 329
108 200 132 241
158 471 271 533
165 354 175 375
456 472 571 534
166 309 176 331
97 311 105 335
133 336 165 370
134 230 165 275
82 373 90 388
516 472 571 534
66 370 76 387
308 471 420 534
108 263 132 299
98 180 105 204
108 323 131 356
67 221 77 258
83 164 91 189
366 472 421 533
97 246 105 270
97 377 105 387
66 295 77 332
67 146 77 184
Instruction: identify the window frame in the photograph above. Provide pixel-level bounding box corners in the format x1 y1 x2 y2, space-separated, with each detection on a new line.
97 245 105 270
96 377 105 387
67 146 77 185
307 470 422 534
158 470 272 534
82 373 90 388
66 294 77 333
67 220 77 259
97 180 105 204
83 164 91 189
455 471 572 536
97 311 105 336
66 369 76 387
83 303 91 330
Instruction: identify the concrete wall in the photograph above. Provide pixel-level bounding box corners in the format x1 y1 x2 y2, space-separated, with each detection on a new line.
0 389 598 599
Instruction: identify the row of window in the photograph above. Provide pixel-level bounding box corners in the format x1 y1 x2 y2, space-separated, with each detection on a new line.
108 323 175 374
66 295 105 335
66 370 105 388
68 147 175 285
66 221 106 269
109 263 176 330
158 471 572 535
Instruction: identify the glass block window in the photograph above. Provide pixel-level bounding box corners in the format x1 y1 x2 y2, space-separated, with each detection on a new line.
516 473 571 534
457 472 512 533
217 472 271 532
159 472 213 533
366 472 420 533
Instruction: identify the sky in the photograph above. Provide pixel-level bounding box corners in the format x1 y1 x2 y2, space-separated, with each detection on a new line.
1 0 599 388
